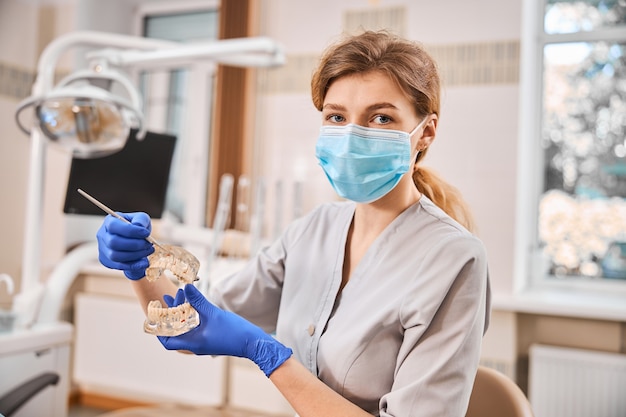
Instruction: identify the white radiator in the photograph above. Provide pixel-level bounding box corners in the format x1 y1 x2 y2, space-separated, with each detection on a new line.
529 344 626 417
479 357 516 381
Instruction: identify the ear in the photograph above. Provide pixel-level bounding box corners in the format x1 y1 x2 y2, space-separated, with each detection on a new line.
416 115 438 150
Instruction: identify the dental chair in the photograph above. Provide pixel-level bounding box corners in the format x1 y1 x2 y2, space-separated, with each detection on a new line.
0 321 73 417
465 365 534 417
0 243 96 417
0 372 60 417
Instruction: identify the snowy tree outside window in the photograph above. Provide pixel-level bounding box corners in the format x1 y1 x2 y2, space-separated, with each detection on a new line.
538 0 626 280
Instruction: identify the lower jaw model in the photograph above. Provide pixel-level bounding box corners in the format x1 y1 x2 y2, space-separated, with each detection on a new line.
142 244 201 336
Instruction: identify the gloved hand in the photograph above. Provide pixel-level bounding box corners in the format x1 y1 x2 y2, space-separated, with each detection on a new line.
159 284 293 377
96 212 155 280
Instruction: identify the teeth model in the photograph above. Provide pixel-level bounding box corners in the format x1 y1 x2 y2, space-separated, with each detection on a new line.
143 244 201 336
144 300 200 336
145 244 200 284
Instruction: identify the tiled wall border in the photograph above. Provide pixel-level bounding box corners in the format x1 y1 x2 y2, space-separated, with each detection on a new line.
1 40 520 101
259 39 520 95
429 40 520 87
0 5 58 101
343 5 407 37
1 4 518 99
0 62 36 101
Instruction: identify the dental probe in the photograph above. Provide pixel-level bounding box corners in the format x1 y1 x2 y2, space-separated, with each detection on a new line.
77 188 171 253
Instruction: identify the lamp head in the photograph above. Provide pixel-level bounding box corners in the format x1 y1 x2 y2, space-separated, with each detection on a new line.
16 67 144 158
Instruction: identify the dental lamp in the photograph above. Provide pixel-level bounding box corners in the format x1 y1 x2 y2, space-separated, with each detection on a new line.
11 30 284 326
15 65 145 158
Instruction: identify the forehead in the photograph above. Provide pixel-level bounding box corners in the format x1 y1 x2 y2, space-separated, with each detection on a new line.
323 71 413 111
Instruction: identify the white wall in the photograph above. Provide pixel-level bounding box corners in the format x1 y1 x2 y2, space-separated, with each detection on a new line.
0 0 77 308
0 0 523 309
255 0 522 294
0 1 34 308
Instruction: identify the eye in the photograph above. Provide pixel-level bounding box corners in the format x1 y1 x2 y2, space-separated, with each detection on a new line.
326 114 345 123
372 114 392 125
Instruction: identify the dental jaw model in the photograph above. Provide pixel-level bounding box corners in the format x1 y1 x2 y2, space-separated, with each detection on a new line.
143 244 201 336
77 189 201 336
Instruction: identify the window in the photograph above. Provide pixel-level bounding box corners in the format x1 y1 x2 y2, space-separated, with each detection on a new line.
135 2 219 227
518 0 626 291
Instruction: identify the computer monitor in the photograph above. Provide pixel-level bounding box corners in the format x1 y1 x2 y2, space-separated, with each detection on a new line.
63 129 177 219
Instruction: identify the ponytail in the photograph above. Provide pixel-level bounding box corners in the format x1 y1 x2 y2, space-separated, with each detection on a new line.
413 167 476 233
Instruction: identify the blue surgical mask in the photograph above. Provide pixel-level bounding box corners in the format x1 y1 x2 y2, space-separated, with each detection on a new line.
315 118 427 203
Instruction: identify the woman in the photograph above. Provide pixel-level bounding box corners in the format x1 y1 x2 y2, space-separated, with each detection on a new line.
96 30 491 416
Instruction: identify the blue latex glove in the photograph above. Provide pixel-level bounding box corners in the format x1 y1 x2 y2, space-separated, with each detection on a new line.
163 288 186 308
96 212 155 280
159 284 293 377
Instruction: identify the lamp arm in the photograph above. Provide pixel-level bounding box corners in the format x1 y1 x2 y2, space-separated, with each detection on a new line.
34 31 177 93
90 36 285 69
36 242 99 324
20 31 176 302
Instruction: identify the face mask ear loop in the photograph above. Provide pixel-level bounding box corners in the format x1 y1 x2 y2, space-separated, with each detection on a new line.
409 116 429 138
409 116 429 164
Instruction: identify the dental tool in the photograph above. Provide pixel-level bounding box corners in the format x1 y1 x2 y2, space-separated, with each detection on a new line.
249 177 266 257
273 180 283 240
77 188 169 253
197 173 234 296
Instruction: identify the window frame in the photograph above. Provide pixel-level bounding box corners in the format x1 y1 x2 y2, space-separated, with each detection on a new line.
133 0 255 229
516 0 626 294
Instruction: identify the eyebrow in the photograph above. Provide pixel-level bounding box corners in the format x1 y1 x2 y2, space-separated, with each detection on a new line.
322 102 400 112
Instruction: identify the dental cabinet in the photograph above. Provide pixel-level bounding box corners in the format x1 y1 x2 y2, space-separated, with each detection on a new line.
73 261 294 415
74 292 226 405
0 322 72 417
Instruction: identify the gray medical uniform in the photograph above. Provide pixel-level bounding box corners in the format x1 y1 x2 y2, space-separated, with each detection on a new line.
210 196 491 416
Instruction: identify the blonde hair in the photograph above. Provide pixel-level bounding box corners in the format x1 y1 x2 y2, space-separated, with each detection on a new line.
311 30 476 232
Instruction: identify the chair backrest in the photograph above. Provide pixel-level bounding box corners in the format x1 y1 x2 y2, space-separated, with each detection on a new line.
465 365 534 417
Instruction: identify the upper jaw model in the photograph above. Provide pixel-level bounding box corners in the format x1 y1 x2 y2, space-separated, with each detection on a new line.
143 244 201 336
